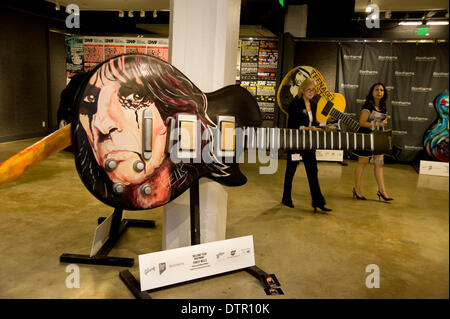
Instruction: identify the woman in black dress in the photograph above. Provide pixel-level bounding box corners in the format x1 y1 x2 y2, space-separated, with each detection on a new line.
281 78 332 213
353 82 393 201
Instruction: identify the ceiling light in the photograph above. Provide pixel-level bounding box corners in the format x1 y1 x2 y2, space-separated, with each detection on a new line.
153 10 158 18
426 21 449 25
128 10 134 18
118 10 124 18
140 10 145 18
385 10 391 19
398 21 422 26
55 2 60 10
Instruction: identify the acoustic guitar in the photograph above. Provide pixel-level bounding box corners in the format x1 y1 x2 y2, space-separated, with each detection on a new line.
0 55 392 212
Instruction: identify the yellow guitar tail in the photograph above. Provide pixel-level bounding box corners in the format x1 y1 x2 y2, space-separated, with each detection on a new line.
0 124 72 187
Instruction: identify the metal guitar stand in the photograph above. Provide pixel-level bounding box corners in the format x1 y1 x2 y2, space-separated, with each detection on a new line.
119 179 283 298
60 207 156 267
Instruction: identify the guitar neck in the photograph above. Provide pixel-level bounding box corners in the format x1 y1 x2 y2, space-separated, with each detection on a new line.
328 108 360 133
240 127 374 152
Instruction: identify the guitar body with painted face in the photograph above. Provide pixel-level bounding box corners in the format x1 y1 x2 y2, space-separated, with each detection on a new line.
72 54 392 211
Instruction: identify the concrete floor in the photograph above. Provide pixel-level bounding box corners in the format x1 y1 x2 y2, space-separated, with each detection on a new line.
0 137 448 299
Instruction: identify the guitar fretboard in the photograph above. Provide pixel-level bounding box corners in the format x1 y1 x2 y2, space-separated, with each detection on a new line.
328 109 360 133
239 127 374 152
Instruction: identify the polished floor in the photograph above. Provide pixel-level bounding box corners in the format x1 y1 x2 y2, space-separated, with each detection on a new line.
0 137 448 299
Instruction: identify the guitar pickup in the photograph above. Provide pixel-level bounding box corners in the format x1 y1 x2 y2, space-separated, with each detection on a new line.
176 114 199 159
142 109 152 160
217 115 236 158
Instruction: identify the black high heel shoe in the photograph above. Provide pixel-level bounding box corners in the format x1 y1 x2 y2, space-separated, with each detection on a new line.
282 199 294 208
313 205 332 213
377 191 393 201
352 188 367 200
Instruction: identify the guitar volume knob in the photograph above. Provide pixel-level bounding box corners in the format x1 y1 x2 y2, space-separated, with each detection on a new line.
113 182 125 194
140 184 152 196
105 159 117 171
133 160 145 172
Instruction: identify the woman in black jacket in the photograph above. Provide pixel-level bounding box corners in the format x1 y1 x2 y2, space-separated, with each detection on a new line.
281 78 332 213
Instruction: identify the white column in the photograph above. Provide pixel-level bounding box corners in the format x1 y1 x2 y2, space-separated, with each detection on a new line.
162 0 241 249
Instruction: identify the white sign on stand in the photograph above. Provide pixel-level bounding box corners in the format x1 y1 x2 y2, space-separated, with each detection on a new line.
138 235 255 291
89 212 114 257
420 160 449 177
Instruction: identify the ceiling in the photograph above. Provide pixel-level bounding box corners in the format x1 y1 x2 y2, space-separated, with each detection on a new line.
2 0 448 38
354 0 449 12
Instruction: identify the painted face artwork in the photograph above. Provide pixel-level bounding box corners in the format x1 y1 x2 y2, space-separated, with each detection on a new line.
72 54 224 210
80 69 167 185
77 56 172 208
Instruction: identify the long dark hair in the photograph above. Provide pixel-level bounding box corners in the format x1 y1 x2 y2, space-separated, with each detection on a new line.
365 82 388 111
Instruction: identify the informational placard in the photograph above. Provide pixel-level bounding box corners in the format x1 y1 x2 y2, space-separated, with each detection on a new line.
419 160 449 176
89 212 114 257
139 235 255 291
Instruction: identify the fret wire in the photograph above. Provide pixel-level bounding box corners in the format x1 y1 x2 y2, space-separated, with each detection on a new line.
324 131 327 149
283 129 287 150
346 132 349 150
296 129 299 150
309 130 312 150
339 132 341 150
362 133 365 150
289 129 293 150
331 131 334 149
316 130 319 149
354 133 357 150
302 129 305 150
370 133 374 151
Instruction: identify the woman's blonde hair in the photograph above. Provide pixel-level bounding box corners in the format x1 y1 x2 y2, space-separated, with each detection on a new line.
297 78 316 97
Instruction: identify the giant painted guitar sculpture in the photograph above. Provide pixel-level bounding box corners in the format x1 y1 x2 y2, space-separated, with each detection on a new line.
423 92 449 162
0 55 392 211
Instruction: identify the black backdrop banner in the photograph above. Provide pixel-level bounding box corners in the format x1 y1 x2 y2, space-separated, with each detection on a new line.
337 42 449 162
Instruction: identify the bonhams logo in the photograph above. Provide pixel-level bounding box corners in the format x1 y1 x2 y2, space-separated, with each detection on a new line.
356 99 366 104
404 145 424 150
344 55 362 60
341 83 359 89
359 70 378 75
433 72 449 77
415 56 437 61
392 130 408 135
378 56 398 61
385 86 394 91
411 87 432 92
391 101 411 106
428 102 434 108
408 116 428 122
395 71 415 76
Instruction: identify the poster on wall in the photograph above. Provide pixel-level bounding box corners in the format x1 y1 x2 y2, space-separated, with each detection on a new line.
65 36 170 76
125 38 147 54
104 38 125 60
147 38 169 62
237 39 279 121
65 36 84 73
83 37 105 72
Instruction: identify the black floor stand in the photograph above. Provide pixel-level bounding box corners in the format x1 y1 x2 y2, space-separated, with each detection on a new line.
60 207 156 267
119 180 283 298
